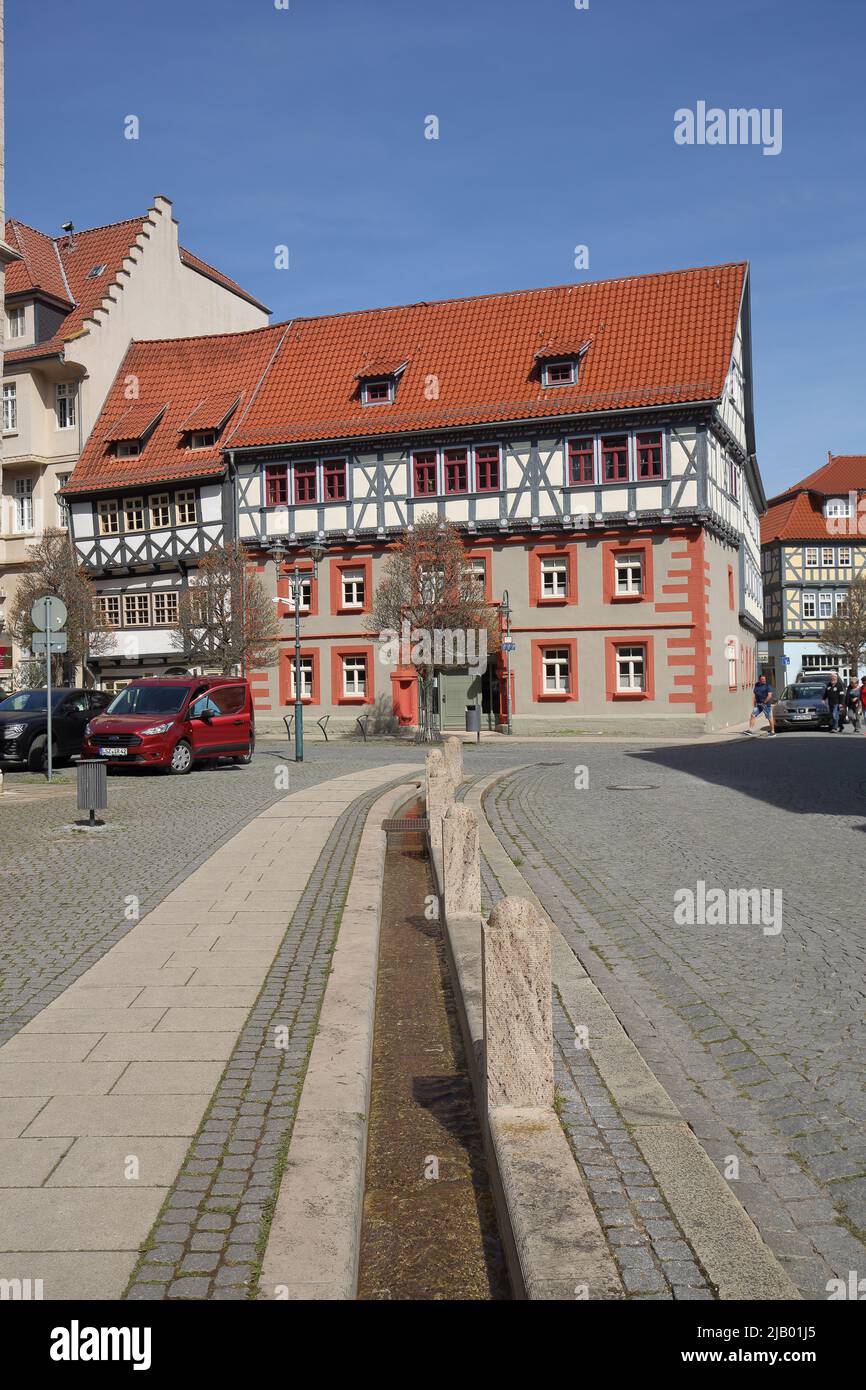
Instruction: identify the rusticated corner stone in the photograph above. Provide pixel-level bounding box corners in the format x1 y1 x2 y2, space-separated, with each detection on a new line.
483 896 554 1111
425 748 453 856
443 804 481 919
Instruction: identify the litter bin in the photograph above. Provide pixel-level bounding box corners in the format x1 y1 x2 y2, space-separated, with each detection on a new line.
77 759 108 826
465 704 481 744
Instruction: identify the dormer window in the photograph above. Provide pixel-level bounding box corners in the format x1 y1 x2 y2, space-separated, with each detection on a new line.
104 403 167 457
542 360 577 387
825 497 851 519
361 378 394 406
188 430 218 450
117 441 141 459
7 306 25 338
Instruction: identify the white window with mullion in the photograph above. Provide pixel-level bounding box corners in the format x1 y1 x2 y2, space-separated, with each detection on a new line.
13 477 34 533
3 382 17 432
542 647 571 694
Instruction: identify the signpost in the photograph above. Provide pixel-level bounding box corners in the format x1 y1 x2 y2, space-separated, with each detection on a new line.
30 596 68 782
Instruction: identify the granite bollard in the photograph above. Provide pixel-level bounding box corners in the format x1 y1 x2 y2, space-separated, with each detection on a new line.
425 747 454 858
442 803 481 919
443 735 464 790
482 896 554 1111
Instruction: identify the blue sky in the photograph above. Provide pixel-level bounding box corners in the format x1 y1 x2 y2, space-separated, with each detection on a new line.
6 0 865 497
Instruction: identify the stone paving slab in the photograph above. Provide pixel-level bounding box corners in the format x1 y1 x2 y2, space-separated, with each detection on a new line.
0 761 414 1300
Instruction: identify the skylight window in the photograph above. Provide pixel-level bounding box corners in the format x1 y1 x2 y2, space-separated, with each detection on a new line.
86 264 107 279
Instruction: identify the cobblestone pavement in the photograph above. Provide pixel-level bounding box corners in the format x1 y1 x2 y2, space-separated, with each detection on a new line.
124 776 409 1301
0 742 495 1044
483 735 866 1299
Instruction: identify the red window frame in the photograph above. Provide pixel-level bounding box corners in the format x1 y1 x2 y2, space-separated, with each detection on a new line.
444 448 468 494
543 361 576 386
294 461 317 505
532 638 578 703
362 379 392 404
323 458 347 501
636 432 663 480
413 451 437 496
568 437 594 485
602 435 629 482
475 445 500 492
265 465 288 507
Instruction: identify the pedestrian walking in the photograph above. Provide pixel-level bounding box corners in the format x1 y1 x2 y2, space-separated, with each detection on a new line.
824 673 844 731
745 674 776 736
845 678 861 732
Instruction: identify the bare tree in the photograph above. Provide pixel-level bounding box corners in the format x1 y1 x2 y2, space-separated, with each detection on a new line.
5 528 110 685
820 576 866 678
368 515 501 740
172 542 279 675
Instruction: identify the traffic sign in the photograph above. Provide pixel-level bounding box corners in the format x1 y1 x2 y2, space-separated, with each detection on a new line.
31 631 68 654
503 641 516 652
31 595 68 631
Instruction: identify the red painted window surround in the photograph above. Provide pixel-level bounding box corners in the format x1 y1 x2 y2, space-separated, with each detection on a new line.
279 647 320 707
527 543 578 607
636 431 664 479
444 448 469 494
531 638 578 703
330 644 376 705
604 635 656 702
324 458 347 501
602 539 654 604
727 565 735 610
265 464 288 507
602 435 629 482
276 562 319 617
413 451 437 496
294 461 317 504
475 445 500 492
329 555 373 615
467 547 494 604
568 437 595 485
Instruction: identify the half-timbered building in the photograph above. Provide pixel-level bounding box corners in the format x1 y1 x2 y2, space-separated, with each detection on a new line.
66 261 766 730
761 454 866 686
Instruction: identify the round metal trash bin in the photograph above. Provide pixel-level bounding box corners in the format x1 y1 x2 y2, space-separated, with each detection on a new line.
465 705 481 734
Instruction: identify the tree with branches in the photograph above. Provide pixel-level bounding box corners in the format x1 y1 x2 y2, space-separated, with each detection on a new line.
820 576 866 679
172 542 279 675
368 515 501 740
5 528 110 686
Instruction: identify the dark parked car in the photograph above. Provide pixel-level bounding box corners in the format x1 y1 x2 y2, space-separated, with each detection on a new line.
0 688 113 770
773 683 831 731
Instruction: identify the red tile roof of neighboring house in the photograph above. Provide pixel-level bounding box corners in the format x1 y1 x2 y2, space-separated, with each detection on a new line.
178 391 243 434
3 211 269 365
229 261 748 448
64 324 288 494
761 454 866 543
103 402 168 443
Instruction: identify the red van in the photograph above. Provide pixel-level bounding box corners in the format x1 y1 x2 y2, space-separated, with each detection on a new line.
82 676 255 774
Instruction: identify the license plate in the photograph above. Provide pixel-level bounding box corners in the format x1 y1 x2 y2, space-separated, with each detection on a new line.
791 713 810 720
99 746 127 756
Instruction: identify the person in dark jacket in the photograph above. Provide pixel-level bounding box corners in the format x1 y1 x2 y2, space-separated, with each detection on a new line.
845 678 861 732
824 673 844 731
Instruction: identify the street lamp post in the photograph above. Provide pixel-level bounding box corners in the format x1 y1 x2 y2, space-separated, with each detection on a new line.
269 539 326 762
501 589 513 736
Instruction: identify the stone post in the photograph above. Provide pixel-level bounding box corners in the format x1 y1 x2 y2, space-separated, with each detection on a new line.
442 735 464 790
425 746 453 858
482 896 554 1111
442 803 481 920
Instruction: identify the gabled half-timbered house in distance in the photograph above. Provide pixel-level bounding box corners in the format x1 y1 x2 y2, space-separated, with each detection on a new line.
63 326 286 687
761 454 866 687
67 260 766 731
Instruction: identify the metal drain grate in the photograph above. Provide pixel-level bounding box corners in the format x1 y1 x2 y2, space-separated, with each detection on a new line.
606 784 660 791
381 817 429 833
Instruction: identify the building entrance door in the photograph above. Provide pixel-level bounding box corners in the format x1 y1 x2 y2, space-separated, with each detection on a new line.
438 667 495 730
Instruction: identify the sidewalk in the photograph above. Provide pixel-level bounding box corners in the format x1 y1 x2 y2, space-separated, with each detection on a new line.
0 762 412 1300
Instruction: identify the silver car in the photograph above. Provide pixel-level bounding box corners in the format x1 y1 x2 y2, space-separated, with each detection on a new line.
773 683 830 731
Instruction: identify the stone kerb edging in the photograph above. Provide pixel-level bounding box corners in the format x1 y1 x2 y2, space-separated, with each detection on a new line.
258 775 422 1301
464 767 800 1302
427 747 622 1301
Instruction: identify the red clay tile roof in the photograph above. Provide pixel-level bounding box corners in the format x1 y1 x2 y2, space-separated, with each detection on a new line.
3 212 269 365
534 338 592 360
761 454 866 543
354 354 409 379
103 403 168 443
177 391 242 433
228 261 748 448
64 324 287 494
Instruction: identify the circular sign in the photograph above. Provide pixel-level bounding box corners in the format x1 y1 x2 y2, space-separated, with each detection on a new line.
30 595 68 632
